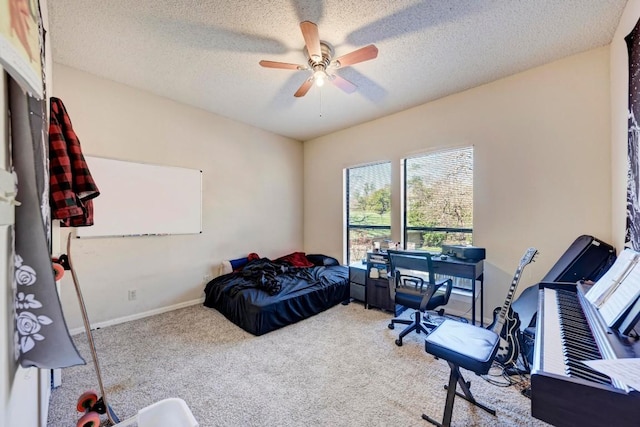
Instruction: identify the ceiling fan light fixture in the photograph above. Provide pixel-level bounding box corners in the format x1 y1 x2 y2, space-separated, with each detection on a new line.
259 21 378 97
314 70 327 87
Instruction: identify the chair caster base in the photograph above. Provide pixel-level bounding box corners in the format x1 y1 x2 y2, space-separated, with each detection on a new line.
388 323 394 330
395 339 402 346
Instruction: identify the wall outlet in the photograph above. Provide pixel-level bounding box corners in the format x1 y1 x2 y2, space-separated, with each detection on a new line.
128 289 137 301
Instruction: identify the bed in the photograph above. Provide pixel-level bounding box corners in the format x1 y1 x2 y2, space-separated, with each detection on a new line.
203 253 349 335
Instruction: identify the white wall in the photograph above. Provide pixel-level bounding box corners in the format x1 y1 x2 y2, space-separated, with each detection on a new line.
304 47 613 321
52 64 303 330
611 0 640 249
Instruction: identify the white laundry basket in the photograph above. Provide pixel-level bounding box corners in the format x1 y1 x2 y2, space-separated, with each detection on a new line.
115 398 198 427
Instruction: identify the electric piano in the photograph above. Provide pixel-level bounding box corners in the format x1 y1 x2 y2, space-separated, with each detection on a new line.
531 282 640 427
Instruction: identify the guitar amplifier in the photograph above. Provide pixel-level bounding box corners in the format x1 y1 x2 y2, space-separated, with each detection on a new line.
442 245 486 261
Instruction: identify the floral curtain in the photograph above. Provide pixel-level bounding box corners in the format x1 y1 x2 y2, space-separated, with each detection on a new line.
10 78 84 368
626 17 640 251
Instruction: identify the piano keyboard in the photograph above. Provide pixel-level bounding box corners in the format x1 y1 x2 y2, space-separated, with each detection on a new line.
532 283 640 427
542 288 612 384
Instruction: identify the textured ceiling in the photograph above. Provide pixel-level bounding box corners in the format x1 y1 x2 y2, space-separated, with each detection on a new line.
48 1 627 141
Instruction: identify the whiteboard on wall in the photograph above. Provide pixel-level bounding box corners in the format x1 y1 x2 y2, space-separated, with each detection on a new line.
76 156 202 237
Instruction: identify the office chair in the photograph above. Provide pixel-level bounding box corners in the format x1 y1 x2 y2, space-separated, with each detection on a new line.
386 250 453 346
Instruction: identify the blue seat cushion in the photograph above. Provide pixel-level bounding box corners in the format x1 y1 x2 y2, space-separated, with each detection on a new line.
424 319 499 374
395 291 424 308
395 291 446 311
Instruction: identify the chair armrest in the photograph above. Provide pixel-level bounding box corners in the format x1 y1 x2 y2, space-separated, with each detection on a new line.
396 273 425 291
418 282 439 311
433 278 454 306
435 278 451 287
433 279 448 291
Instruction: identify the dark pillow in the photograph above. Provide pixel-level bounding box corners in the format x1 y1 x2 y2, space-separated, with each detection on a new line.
230 257 249 271
276 252 314 267
306 254 340 267
230 252 261 271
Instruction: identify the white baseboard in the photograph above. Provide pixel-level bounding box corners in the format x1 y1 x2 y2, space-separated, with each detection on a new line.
69 297 205 335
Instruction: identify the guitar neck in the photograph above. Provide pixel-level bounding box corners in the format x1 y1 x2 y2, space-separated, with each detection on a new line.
490 247 537 334
492 268 523 334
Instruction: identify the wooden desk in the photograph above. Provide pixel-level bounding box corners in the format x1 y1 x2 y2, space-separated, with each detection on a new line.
432 257 485 326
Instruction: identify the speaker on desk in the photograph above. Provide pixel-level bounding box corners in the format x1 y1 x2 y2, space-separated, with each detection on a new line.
441 245 486 261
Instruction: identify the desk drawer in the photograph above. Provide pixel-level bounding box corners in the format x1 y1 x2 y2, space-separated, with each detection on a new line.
349 266 366 285
350 282 365 302
433 259 483 280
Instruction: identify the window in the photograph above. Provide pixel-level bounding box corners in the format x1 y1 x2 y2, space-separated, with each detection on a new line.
403 147 474 288
345 162 391 264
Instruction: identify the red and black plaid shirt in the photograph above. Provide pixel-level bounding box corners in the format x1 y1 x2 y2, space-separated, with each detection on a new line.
49 97 99 227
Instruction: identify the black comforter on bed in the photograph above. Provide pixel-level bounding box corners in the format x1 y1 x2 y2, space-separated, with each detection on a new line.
203 258 349 335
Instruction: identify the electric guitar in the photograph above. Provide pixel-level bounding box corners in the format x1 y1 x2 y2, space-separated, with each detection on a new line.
487 247 538 367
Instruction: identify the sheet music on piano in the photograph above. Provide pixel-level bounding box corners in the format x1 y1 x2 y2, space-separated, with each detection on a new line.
584 248 640 328
583 358 640 393
531 280 640 427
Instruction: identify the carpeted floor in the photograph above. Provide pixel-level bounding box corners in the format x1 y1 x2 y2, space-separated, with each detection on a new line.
47 302 549 426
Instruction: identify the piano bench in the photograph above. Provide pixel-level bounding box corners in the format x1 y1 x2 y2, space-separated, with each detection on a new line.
422 319 500 427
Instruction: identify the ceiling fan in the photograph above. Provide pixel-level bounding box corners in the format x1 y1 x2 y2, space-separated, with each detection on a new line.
259 21 378 97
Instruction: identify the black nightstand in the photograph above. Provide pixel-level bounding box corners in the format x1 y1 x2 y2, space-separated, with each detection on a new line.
366 252 401 314
366 277 396 312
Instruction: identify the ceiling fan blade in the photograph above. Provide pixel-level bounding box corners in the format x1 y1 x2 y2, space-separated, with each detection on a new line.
294 78 313 97
334 44 378 67
300 21 321 60
259 60 303 70
330 74 356 94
